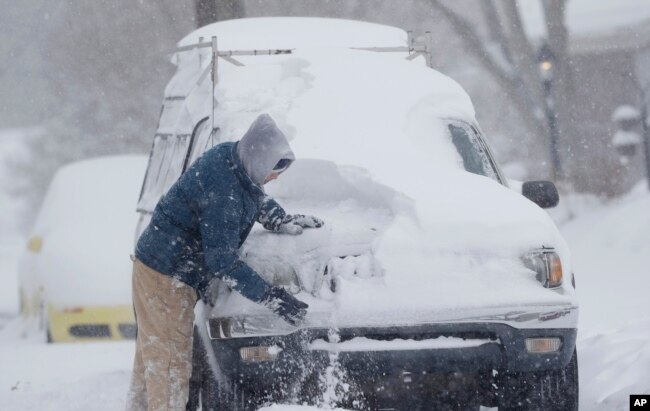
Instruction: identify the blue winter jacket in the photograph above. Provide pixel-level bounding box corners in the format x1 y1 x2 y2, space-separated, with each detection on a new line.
135 141 287 302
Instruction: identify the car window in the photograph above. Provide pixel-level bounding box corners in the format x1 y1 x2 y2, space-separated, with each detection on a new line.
157 98 183 133
137 133 191 213
448 122 499 181
137 114 221 213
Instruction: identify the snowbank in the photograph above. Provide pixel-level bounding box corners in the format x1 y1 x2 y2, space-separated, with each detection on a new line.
0 338 134 411
559 183 650 410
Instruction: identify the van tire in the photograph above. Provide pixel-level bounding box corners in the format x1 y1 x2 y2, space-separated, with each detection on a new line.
187 325 259 411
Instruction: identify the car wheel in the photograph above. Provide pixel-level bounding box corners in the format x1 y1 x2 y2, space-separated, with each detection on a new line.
498 348 579 411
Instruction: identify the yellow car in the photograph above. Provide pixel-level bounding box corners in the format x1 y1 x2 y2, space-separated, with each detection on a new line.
18 155 147 342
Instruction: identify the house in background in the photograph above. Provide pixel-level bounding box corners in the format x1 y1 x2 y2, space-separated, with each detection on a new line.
522 0 650 195
569 14 650 194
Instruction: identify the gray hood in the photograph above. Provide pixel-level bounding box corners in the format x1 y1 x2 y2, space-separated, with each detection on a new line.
237 114 295 186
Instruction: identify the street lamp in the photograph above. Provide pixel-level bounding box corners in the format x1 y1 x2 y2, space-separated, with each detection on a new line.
537 43 562 181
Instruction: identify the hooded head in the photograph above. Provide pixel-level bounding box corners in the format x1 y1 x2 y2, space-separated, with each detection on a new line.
237 114 295 186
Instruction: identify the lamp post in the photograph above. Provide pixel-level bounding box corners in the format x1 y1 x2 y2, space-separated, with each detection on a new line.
537 43 562 181
641 90 650 191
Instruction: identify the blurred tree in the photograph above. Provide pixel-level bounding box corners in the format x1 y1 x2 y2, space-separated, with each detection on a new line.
195 0 245 27
10 0 195 222
429 0 577 183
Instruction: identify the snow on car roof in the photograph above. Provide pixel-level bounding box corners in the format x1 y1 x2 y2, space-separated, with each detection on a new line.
178 17 407 50
29 155 147 306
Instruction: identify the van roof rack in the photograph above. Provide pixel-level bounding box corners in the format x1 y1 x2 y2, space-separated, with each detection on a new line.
172 30 433 83
170 30 433 142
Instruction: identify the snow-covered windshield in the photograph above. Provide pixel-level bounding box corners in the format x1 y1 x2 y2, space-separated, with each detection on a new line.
447 121 499 181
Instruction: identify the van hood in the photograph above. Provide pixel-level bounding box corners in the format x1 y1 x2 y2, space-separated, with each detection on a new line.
212 159 576 325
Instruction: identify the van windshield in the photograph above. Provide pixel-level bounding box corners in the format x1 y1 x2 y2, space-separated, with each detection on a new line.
447 122 499 181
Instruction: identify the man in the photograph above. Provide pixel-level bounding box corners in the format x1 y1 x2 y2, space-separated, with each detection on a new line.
126 114 322 411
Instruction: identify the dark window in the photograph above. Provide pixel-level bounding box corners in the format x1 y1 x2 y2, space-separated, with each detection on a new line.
118 323 137 339
69 324 111 338
184 117 220 171
137 133 191 213
448 123 498 180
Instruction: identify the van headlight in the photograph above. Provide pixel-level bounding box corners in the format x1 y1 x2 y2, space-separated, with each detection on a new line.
522 250 563 288
207 315 296 339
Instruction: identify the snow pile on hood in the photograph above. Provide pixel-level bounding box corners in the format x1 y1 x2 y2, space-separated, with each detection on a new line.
170 33 575 319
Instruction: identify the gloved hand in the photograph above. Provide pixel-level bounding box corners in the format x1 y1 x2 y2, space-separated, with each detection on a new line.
260 286 309 326
277 214 324 235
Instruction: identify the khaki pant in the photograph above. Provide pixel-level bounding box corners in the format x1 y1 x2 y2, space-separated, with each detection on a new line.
126 258 197 411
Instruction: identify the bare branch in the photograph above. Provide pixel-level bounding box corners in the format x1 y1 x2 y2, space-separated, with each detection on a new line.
480 0 512 65
499 1 546 106
429 0 547 138
430 1 510 77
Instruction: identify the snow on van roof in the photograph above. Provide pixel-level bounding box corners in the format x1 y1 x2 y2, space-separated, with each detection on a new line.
178 17 407 50
211 47 477 193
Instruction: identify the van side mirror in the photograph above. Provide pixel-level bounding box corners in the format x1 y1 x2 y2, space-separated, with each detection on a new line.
522 181 559 209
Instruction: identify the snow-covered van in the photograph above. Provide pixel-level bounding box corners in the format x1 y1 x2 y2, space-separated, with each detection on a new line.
19 155 147 342
136 18 578 410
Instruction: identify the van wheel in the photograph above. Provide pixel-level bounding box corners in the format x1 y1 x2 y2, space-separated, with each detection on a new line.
186 326 259 411
498 349 578 411
199 362 258 410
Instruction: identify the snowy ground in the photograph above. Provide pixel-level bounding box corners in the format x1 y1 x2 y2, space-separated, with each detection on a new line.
1 184 648 410
561 184 650 410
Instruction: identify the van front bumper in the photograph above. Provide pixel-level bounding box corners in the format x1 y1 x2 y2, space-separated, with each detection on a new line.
207 304 578 389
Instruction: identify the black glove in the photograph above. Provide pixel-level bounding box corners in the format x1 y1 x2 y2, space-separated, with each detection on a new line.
260 286 309 325
278 214 324 235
